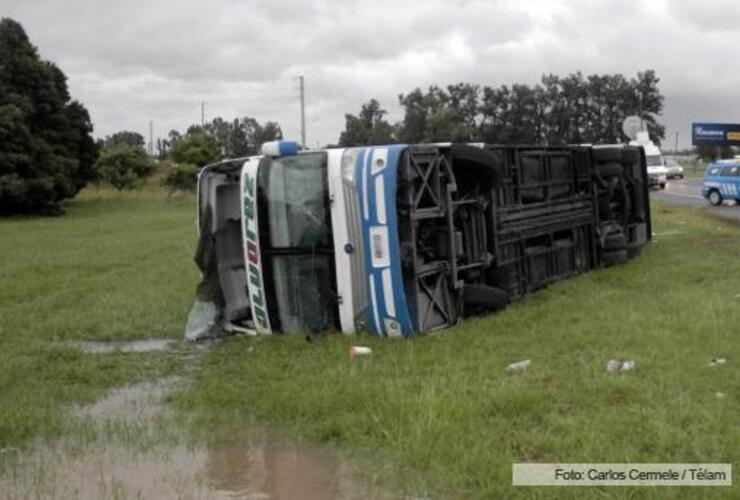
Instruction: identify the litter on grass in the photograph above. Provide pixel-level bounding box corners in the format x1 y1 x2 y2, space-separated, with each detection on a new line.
709 358 727 367
716 392 727 399
349 346 372 359
505 359 531 373
607 359 635 373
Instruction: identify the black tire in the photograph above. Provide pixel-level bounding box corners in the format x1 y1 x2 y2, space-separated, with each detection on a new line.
596 161 624 178
463 284 509 314
592 147 622 163
604 232 627 250
620 148 640 165
602 249 628 267
659 183 666 190
708 189 722 206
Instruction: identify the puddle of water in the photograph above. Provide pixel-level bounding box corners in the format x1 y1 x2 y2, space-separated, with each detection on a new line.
74 376 183 425
0 431 389 499
0 377 395 500
68 338 177 353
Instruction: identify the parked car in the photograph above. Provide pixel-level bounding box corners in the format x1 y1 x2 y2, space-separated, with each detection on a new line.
702 162 740 206
665 158 684 179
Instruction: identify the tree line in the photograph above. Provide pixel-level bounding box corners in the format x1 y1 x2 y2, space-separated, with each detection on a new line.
339 71 665 147
93 116 283 192
153 117 283 161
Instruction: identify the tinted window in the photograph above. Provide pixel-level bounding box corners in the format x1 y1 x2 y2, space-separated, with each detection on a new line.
708 167 720 175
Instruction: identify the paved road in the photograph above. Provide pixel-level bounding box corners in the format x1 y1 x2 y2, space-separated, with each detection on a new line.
650 177 740 221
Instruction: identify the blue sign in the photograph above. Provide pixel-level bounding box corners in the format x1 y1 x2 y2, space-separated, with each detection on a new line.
692 122 740 146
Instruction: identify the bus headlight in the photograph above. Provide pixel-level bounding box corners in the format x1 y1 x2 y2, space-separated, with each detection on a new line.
341 149 358 184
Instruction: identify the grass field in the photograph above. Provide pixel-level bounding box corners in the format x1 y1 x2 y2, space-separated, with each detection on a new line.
1 187 738 498
0 187 196 451
174 202 740 498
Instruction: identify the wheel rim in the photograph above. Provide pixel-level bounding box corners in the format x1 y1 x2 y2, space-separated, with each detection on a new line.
710 191 720 205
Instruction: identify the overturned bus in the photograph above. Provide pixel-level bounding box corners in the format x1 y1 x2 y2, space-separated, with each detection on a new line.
185 141 650 340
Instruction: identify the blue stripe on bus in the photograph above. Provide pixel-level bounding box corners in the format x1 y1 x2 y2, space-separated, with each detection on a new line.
355 145 415 337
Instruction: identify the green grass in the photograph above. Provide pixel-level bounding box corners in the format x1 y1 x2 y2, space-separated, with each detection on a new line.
174 202 740 498
0 187 197 451
1 188 738 498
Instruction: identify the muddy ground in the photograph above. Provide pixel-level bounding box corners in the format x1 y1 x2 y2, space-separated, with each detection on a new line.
0 340 391 500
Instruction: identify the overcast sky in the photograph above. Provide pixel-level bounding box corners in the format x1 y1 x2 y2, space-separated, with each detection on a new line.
3 0 739 149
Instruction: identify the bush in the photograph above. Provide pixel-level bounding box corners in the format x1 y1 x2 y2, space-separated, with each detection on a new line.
170 134 220 167
94 145 156 190
162 163 199 193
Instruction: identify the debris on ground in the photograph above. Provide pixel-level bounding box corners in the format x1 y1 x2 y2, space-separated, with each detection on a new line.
349 346 372 359
709 358 727 367
607 359 635 373
505 359 531 373
715 392 727 399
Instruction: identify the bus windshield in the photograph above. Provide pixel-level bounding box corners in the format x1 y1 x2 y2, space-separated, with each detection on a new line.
258 152 337 333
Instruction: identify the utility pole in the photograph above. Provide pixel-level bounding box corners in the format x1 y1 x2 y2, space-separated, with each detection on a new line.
201 101 205 128
674 131 679 154
149 120 153 157
299 76 306 148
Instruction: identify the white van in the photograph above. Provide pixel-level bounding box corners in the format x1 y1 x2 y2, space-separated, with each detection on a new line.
630 131 667 189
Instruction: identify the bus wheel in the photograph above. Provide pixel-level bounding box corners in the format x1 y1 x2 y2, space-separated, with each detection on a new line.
708 190 722 206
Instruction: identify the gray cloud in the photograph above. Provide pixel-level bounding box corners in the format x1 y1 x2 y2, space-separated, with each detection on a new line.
2 0 739 148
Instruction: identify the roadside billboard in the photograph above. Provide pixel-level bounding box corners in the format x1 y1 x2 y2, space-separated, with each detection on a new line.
692 122 740 146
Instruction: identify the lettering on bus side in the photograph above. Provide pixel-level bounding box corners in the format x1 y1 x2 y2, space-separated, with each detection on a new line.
242 172 269 331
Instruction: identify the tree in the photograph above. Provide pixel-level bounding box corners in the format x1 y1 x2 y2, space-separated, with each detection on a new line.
102 130 145 150
170 132 220 167
94 145 155 190
0 18 99 214
251 120 283 152
192 116 283 158
695 145 736 162
404 70 668 146
338 99 396 146
162 163 199 193
397 85 481 143
630 70 665 145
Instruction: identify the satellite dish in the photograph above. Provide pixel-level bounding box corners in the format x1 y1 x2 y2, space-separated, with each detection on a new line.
622 115 645 140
